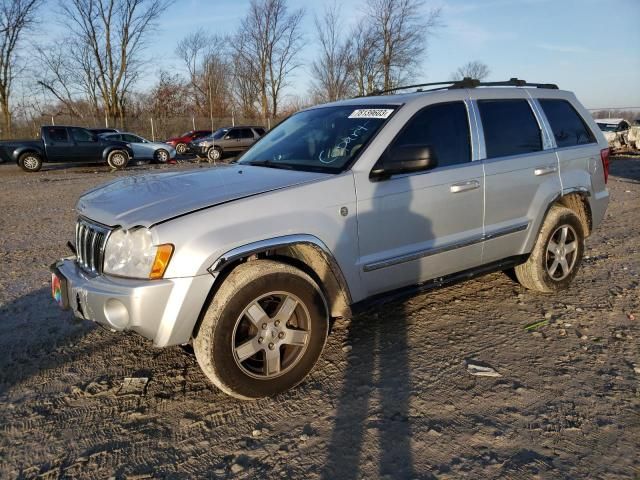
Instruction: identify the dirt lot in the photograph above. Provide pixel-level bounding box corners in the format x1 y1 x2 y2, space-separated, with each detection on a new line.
0 157 639 479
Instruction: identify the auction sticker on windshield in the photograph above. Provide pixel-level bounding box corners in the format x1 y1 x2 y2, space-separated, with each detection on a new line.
348 109 394 119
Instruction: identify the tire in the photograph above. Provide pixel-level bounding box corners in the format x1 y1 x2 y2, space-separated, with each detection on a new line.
194 260 329 400
176 143 187 155
207 146 222 163
514 206 585 293
18 152 43 172
107 150 129 170
154 148 170 163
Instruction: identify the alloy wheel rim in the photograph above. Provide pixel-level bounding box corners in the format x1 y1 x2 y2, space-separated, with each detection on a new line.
24 156 38 169
231 291 311 379
111 153 125 166
177 144 186 154
209 148 219 161
158 150 168 161
546 224 578 280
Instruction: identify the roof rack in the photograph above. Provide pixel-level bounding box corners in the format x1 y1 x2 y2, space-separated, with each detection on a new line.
369 77 559 96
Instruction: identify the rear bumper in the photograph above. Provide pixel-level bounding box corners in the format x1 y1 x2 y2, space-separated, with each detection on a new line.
52 258 214 347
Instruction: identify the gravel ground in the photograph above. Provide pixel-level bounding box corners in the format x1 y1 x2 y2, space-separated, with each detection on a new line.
0 157 639 479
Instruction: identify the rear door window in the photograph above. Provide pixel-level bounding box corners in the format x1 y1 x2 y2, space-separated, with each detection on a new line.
240 128 254 138
478 99 542 158
253 128 266 136
391 101 471 168
47 127 69 142
538 99 595 148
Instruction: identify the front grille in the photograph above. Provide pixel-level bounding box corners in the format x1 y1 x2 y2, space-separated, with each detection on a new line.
75 218 111 274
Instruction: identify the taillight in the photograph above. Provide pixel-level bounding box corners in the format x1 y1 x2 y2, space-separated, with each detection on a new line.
600 148 610 184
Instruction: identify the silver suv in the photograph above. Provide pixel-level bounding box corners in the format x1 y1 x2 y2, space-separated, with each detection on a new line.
51 78 610 399
189 126 266 162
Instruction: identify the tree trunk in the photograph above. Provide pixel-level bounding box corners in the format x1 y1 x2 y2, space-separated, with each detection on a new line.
260 86 269 123
0 95 11 138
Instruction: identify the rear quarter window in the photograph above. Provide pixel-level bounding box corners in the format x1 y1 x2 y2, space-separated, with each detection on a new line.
478 99 542 158
539 99 595 148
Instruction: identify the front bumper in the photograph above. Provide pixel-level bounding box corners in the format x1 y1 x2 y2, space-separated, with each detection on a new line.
186 144 208 156
52 258 214 347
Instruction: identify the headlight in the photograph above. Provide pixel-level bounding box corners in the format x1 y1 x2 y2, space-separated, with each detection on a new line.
198 141 208 146
103 227 173 279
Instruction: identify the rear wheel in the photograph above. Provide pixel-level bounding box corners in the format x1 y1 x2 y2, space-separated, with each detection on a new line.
18 152 42 172
515 206 584 292
107 150 129 170
194 260 329 399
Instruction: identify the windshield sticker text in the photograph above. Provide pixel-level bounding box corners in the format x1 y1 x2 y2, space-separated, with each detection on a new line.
348 109 394 119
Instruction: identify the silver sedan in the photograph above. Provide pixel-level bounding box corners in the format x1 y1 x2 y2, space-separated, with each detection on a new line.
100 132 177 163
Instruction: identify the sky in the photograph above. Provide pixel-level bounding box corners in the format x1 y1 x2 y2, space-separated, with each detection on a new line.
39 0 640 110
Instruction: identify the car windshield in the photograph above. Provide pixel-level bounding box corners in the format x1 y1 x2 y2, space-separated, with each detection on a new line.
238 105 396 172
212 128 229 140
180 130 194 137
597 123 619 132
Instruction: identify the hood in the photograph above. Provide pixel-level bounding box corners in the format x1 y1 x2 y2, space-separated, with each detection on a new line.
76 164 329 229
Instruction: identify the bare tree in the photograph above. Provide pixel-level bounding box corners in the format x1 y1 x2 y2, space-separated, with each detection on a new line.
366 0 441 91
60 0 171 128
176 29 232 122
234 0 304 120
143 70 189 138
349 23 383 96
0 0 43 136
309 2 352 102
231 42 261 118
451 60 490 81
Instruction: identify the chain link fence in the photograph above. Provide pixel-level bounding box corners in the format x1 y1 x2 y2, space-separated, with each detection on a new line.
6 114 277 141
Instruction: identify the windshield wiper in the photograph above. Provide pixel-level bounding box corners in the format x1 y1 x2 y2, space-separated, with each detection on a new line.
247 159 296 170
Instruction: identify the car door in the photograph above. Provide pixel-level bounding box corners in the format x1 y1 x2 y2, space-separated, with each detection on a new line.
224 128 242 151
355 101 484 296
122 133 150 159
43 127 74 161
69 127 103 162
472 93 561 264
536 97 603 215
238 128 255 150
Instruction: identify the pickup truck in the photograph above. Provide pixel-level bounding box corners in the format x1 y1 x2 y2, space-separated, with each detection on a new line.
0 125 134 172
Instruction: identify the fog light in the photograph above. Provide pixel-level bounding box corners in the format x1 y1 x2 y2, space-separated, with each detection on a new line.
104 299 130 330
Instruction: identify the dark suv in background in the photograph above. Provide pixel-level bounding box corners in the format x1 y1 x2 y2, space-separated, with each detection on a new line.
189 126 266 162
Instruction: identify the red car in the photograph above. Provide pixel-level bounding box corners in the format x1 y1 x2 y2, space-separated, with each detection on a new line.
165 130 212 155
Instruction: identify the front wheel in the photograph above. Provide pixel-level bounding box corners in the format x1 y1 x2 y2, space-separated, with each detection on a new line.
207 146 222 163
176 143 187 155
515 206 585 292
194 260 329 399
107 150 129 170
154 148 170 163
18 152 43 172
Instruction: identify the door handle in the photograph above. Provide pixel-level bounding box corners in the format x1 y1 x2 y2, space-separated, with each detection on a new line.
450 180 480 193
534 165 557 176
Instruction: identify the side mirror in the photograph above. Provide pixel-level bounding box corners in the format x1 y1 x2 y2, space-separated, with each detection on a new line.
370 145 438 180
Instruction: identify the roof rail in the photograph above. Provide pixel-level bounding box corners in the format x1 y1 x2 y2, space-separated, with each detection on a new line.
369 77 558 96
